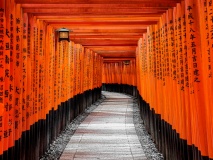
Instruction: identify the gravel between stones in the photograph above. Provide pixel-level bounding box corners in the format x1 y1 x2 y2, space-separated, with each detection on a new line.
40 92 164 160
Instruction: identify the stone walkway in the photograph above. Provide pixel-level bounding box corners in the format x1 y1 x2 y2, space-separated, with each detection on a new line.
60 91 147 160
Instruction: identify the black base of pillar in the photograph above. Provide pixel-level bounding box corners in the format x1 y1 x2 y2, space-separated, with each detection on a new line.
137 89 211 160
102 83 137 97
0 87 102 160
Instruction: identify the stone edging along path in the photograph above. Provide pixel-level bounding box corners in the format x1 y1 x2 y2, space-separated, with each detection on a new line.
132 96 164 160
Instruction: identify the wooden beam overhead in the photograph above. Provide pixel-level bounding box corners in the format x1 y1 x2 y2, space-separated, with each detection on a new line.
103 57 136 62
47 22 157 25
103 58 135 60
35 15 160 20
50 24 148 29
102 57 136 59
86 46 136 50
32 13 163 17
100 52 136 57
21 3 177 8
23 8 166 15
72 39 138 45
16 0 181 4
36 16 160 23
68 29 147 33
69 35 142 39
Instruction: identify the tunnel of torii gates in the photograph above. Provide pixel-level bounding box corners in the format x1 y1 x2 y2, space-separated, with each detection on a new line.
0 0 213 160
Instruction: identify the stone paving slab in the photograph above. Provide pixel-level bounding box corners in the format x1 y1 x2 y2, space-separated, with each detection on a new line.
60 91 147 160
